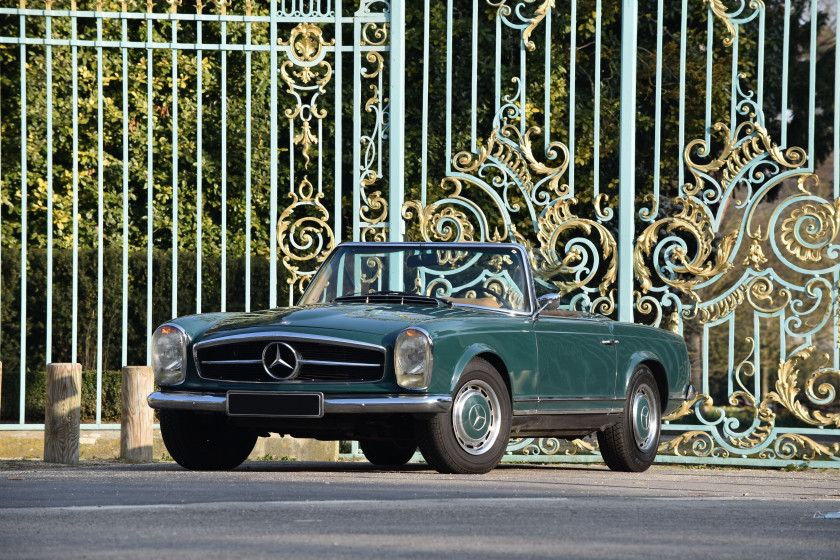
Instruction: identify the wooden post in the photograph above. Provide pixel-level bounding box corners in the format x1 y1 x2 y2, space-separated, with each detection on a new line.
120 366 154 462
44 363 82 465
0 361 3 413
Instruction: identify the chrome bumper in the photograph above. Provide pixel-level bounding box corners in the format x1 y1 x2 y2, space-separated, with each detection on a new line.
147 391 452 415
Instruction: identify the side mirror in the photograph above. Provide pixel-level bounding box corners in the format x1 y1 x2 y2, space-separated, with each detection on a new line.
533 294 564 318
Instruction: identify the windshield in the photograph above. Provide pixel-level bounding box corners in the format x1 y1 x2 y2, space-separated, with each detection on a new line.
300 245 532 313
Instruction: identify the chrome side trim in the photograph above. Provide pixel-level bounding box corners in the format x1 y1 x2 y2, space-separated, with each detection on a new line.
513 408 622 416
147 391 452 415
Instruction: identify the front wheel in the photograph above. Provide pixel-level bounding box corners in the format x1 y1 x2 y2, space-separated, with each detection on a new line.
160 409 258 471
416 358 511 474
597 365 661 472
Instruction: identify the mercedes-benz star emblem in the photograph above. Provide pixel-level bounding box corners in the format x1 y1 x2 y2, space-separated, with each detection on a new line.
640 406 651 431
468 404 488 431
262 342 300 380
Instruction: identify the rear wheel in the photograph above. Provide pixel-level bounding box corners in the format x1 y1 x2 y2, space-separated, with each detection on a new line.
160 409 258 471
360 438 417 467
416 358 511 474
597 365 661 472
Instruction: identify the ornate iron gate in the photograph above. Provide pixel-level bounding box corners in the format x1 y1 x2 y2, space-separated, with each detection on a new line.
1 0 838 467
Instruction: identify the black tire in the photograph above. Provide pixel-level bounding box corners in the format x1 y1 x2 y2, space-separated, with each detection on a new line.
416 358 512 474
597 365 661 472
359 438 418 467
160 409 258 471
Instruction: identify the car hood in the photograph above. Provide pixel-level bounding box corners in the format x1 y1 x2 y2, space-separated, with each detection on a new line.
200 303 496 339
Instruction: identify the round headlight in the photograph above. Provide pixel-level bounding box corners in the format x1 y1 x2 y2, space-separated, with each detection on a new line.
395 328 433 390
152 324 187 386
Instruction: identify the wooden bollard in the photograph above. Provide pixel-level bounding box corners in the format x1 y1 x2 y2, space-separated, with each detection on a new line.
120 366 154 462
44 363 82 465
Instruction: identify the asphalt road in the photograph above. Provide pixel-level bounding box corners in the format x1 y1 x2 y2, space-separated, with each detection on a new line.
1 460 838 559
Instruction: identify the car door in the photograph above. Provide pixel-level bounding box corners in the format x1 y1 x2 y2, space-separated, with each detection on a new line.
532 313 618 413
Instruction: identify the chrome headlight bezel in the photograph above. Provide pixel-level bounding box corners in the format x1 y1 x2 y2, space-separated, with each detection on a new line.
394 327 433 390
151 323 188 386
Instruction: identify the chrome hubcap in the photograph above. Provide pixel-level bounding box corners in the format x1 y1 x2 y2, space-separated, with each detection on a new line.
452 380 501 455
631 384 659 453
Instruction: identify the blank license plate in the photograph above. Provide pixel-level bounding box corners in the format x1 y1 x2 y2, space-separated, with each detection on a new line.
227 392 323 418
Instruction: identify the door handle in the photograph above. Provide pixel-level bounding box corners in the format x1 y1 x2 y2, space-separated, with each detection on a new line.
600 339 619 346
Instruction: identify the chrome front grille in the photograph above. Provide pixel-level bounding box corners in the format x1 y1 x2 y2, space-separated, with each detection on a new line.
194 335 386 383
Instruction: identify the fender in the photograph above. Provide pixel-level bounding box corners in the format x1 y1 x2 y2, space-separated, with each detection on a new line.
448 343 508 394
617 349 663 397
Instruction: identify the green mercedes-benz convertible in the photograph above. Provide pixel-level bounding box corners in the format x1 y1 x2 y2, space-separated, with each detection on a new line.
148 242 693 474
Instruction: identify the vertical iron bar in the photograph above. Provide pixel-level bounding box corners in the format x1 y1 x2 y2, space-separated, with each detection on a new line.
704 3 713 147
807 0 816 167
221 17 228 311
544 2 551 152
352 17 360 241
757 4 765 112
494 7 500 117
72 9 79 364
246 13 253 311
834 0 839 370
568 0 575 193
594 0 602 200
388 0 404 241
781 0 790 147
618 0 637 323
647 0 663 223
19 10 27 425
333 0 342 243
196 17 203 313
171 8 179 318
678 0 687 192
146 10 154 365
420 0 429 206
122 9 129 366
445 0 452 171
270 0 278 308
470 0 477 152
46 13 53 364
730 29 738 132
96 14 104 424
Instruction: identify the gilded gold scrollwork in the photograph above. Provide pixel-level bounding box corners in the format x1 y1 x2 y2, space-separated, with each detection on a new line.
684 119 805 200
635 196 737 297
760 434 840 461
658 431 729 458
534 198 617 297
704 0 765 47
779 198 840 263
278 177 335 295
403 178 492 243
454 124 570 201
488 0 555 52
279 23 334 170
765 347 840 428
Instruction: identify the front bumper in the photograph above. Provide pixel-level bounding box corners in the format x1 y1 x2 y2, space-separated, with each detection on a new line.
147 391 452 415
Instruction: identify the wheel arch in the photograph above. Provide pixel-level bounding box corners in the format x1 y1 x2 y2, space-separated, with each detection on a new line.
641 359 669 413
449 344 512 403
619 351 669 412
